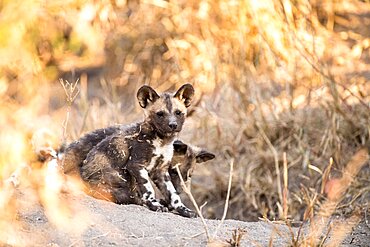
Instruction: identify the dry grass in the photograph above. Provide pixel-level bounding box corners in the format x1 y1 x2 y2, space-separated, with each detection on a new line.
0 0 370 245
293 148 368 246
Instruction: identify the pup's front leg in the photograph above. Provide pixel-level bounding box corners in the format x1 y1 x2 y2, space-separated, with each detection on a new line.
127 163 167 212
152 170 197 218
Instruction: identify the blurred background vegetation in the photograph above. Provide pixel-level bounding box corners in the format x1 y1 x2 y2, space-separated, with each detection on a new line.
0 0 369 222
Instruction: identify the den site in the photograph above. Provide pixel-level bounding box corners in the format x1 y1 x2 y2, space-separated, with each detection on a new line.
0 1 369 246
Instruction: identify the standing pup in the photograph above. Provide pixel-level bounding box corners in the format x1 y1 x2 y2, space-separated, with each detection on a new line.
74 84 196 217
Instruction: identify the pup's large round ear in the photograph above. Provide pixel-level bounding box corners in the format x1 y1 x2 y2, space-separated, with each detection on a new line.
173 140 188 155
195 150 215 163
137 85 160 108
174 84 194 108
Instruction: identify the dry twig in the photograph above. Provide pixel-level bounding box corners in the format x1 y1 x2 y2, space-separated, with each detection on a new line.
175 164 211 241
59 78 80 143
257 123 283 216
213 159 234 238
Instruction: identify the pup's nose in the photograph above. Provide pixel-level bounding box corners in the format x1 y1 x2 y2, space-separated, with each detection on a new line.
169 122 178 130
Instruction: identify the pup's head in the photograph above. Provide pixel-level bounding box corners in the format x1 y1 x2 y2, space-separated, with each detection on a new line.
170 140 215 190
137 84 194 138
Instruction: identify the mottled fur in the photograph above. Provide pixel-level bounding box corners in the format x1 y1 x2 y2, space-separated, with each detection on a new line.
62 84 197 217
62 126 123 174
81 139 215 214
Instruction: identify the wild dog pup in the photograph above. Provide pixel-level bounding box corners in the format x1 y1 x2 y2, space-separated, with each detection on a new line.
170 140 215 193
82 140 215 217
79 84 195 217
154 140 215 212
62 138 215 215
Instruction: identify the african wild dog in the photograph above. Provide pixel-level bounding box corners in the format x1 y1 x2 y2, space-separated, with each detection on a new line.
169 140 215 193
162 140 215 209
62 84 197 217
81 139 215 215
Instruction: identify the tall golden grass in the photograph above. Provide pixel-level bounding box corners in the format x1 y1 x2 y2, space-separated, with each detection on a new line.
0 0 369 244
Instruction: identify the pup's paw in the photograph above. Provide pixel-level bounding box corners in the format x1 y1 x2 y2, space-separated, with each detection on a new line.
159 199 174 211
176 206 197 218
145 199 168 212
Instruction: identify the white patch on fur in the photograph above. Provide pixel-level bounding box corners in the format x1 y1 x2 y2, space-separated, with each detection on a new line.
164 172 184 209
139 168 156 201
47 158 59 169
57 152 64 160
45 158 63 191
147 138 174 172
116 171 127 182
154 138 174 163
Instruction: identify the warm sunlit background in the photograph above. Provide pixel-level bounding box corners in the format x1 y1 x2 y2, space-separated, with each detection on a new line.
0 0 369 244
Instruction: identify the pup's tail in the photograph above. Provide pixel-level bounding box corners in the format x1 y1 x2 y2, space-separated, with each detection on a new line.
31 128 65 164
36 143 66 163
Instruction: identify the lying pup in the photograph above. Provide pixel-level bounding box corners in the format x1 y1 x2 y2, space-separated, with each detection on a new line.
170 140 215 194
62 84 197 217
83 140 215 217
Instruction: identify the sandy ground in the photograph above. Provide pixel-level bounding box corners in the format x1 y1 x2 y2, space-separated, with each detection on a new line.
1 187 366 247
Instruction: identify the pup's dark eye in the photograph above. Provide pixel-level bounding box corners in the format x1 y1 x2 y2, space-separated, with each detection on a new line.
156 111 165 117
175 110 182 116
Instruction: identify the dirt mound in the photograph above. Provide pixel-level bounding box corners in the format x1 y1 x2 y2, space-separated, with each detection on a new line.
3 188 367 246
7 188 290 246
